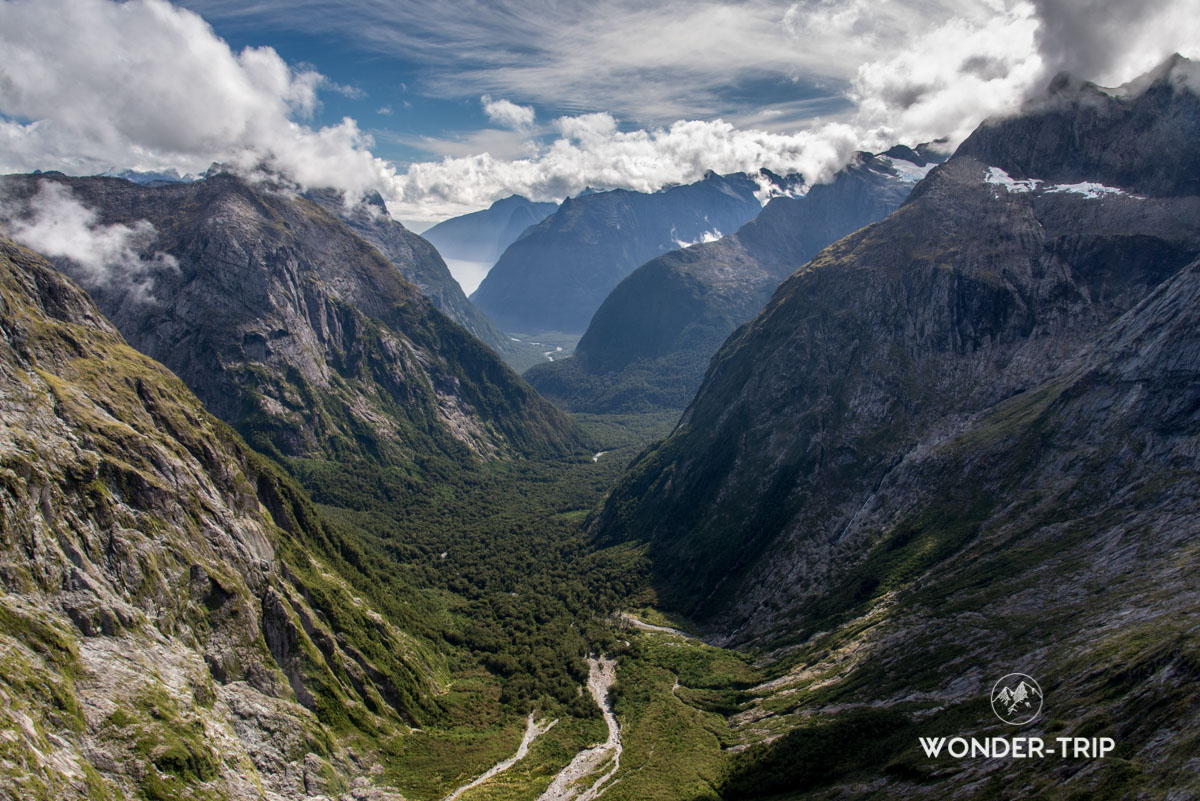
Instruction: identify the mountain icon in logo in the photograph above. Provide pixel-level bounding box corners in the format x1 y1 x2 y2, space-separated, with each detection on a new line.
991 673 1043 725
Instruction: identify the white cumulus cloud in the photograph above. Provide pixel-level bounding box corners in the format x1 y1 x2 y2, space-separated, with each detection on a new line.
0 0 396 200
390 117 862 218
481 95 536 129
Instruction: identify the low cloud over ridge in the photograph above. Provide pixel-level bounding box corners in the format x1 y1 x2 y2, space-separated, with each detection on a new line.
2 181 177 302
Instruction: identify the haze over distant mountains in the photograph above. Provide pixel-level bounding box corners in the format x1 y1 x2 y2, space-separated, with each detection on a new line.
526 148 938 412
469 171 799 334
422 195 558 273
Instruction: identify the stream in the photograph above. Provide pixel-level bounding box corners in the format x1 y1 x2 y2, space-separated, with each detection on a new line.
442 712 557 801
537 656 621 801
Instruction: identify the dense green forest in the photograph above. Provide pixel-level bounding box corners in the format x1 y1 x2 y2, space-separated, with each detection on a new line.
285 411 679 721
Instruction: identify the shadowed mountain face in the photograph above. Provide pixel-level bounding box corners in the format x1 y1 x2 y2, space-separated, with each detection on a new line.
421 194 559 265
470 171 781 334
594 58 1200 640
525 152 932 412
0 172 584 466
0 238 439 799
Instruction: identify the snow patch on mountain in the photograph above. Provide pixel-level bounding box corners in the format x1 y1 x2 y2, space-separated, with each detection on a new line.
1044 181 1141 199
879 156 938 183
984 166 1042 193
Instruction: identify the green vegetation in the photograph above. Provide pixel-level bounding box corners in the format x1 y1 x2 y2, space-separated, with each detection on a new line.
248 410 677 792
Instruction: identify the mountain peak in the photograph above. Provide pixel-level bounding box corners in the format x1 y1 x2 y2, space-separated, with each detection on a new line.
955 57 1200 197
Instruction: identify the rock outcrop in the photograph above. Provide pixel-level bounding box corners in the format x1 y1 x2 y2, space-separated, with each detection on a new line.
305 188 515 356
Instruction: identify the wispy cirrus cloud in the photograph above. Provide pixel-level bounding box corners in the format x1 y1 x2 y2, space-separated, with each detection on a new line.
177 0 857 128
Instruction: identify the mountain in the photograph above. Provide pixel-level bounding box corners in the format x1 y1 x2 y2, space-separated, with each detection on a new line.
305 188 516 356
0 172 583 467
0 237 438 799
421 194 558 266
596 55 1200 638
470 171 783 334
594 59 1200 793
525 151 934 412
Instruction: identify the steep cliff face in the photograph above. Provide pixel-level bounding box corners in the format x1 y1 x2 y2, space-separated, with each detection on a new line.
0 239 436 800
525 153 928 412
470 172 774 334
595 59 1200 640
0 173 583 466
305 189 514 356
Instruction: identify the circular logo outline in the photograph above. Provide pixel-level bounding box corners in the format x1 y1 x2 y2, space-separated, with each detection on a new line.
990 673 1043 726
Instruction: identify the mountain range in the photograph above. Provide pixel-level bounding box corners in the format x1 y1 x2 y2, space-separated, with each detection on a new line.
525 150 936 412
470 171 794 334
1 50 1199 801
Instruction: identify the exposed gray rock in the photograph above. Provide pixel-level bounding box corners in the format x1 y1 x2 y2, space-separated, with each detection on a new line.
0 238 423 799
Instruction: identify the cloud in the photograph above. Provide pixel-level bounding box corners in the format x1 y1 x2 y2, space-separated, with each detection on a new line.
4 0 1198 221
481 95 535 129
674 228 724 248
847 2 1045 148
0 0 396 200
2 181 177 301
389 117 862 218
181 0 840 126
1030 0 1200 85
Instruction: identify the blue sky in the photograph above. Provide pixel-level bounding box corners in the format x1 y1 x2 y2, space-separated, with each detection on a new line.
1 0 1196 220
171 0 857 166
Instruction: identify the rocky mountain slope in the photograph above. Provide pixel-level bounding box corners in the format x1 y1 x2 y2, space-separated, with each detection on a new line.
305 188 515 356
593 58 1200 795
421 195 558 267
0 172 583 467
526 151 932 412
470 171 784 334
0 238 438 800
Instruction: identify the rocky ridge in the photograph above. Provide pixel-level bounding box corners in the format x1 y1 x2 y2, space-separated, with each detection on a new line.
305 188 514 357
0 172 583 467
0 238 434 800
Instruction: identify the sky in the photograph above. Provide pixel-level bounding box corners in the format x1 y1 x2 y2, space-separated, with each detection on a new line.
1 0 1198 223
